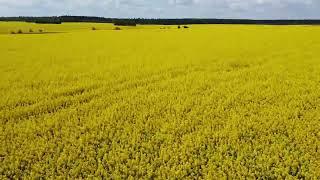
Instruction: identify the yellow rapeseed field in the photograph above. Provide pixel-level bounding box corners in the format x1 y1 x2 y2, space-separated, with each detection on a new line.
0 22 320 179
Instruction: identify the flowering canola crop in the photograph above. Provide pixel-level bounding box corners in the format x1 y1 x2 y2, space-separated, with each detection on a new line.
0 22 320 179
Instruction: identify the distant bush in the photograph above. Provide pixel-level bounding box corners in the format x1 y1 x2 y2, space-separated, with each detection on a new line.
178 25 181 29
92 27 97 30
17 29 23 34
10 31 15 34
39 29 43 33
183 26 189 29
114 27 121 30
29 29 33 33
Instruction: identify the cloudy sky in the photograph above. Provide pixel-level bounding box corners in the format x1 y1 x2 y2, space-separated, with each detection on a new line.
0 0 319 19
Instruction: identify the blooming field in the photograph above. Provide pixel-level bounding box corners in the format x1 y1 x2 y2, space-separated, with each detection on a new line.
0 22 320 178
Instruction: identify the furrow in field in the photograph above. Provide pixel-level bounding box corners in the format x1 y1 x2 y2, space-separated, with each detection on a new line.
1 66 196 124
0 84 100 112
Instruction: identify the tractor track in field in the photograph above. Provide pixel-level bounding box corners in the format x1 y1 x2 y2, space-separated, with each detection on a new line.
1 65 203 124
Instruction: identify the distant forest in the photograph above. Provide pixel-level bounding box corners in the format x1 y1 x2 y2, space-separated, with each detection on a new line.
1 16 320 25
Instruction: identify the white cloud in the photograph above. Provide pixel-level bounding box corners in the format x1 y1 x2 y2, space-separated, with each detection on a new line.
0 0 319 19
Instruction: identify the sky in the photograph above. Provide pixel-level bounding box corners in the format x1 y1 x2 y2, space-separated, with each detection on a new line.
0 0 319 19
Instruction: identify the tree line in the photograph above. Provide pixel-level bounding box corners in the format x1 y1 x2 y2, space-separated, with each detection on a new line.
1 16 320 25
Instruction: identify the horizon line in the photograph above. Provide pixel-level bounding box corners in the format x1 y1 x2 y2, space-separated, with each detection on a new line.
1 15 320 21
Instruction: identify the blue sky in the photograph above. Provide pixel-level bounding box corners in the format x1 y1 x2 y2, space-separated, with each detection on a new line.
0 0 319 19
